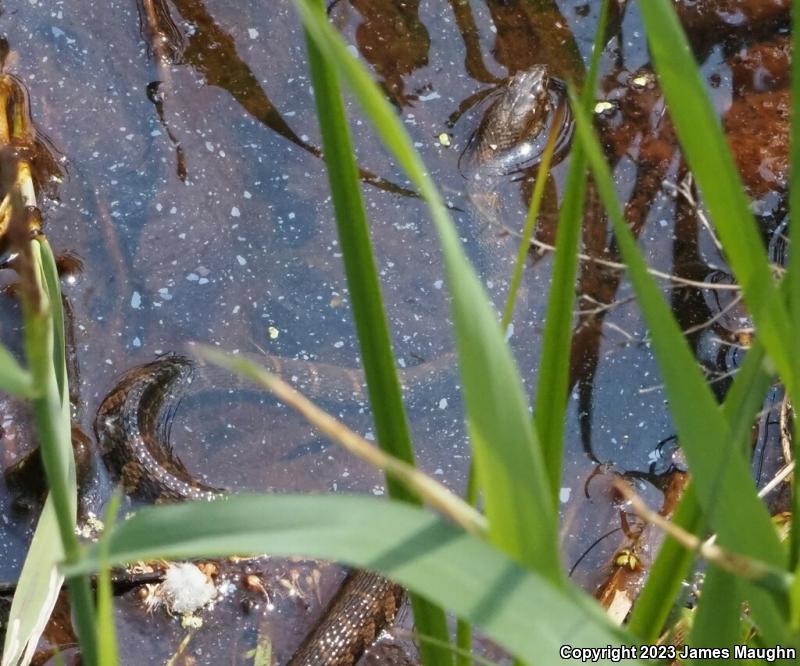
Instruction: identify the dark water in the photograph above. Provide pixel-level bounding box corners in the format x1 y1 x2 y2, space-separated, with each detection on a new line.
0 0 792 663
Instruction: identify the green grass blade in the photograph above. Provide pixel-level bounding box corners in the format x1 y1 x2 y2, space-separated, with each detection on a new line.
531 0 610 502
294 0 560 579
502 105 559 331
788 0 800 571
38 240 68 406
626 482 703 642
1 499 65 666
64 495 643 666
628 339 773 641
97 494 121 666
570 90 787 641
301 1 451 660
302 0 417 503
5 238 97 666
0 344 35 398
689 566 742 655
532 149 587 497
790 558 800 632
637 0 796 404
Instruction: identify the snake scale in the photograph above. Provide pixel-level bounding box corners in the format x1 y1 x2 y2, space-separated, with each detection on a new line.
93 65 570 665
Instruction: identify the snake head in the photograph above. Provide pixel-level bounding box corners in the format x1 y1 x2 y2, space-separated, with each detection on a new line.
460 65 561 177
499 66 551 136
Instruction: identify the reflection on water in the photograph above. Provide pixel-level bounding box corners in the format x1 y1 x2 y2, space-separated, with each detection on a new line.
0 0 793 662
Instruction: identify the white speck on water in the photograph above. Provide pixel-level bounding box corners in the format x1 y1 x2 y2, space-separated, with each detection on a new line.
231 206 241 217
505 323 514 341
433 279 443 289
560 487 571 504
248 28 259 39
155 203 163 211
205 141 214 152
365 431 375 441
243 190 252 199
130 291 142 309
434 468 444 475
268 326 279 339
169 206 177 214
158 287 172 301
333 340 344 348
51 26 64 38
186 273 199 282
236 255 247 266
132 337 141 348
438 398 448 410
418 91 441 102
198 278 209 285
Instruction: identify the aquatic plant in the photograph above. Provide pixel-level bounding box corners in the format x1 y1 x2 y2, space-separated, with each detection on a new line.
2 0 800 664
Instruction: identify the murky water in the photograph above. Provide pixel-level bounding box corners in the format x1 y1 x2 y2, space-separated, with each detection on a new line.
0 0 792 663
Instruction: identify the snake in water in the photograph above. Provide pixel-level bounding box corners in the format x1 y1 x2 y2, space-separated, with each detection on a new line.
92 65 571 666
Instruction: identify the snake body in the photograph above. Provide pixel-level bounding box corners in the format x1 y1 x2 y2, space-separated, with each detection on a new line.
93 66 570 665
94 355 405 666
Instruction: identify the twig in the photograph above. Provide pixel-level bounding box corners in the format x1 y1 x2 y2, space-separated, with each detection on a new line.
614 480 791 591
682 293 744 335
527 237 741 290
756 462 794 501
780 394 793 466
577 293 636 316
663 173 723 253
194 345 488 538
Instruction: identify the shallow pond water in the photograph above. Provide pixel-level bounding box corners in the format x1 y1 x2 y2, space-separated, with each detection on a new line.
0 0 792 663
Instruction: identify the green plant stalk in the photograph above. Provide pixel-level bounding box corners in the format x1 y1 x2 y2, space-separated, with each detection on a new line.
97 493 121 665
64 494 642 666
626 482 703 640
570 88 789 644
295 0 561 581
454 467 479 666
689 565 742 651
0 344 35 396
301 1 452 661
467 61 571 666
22 238 97 665
629 339 773 640
788 0 800 571
501 110 560 330
532 0 610 504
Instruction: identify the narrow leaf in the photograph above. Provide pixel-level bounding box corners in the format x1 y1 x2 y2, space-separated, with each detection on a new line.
295 0 560 579
689 566 742 657
64 495 643 666
570 89 787 642
533 0 611 498
0 344 34 398
301 0 451 659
